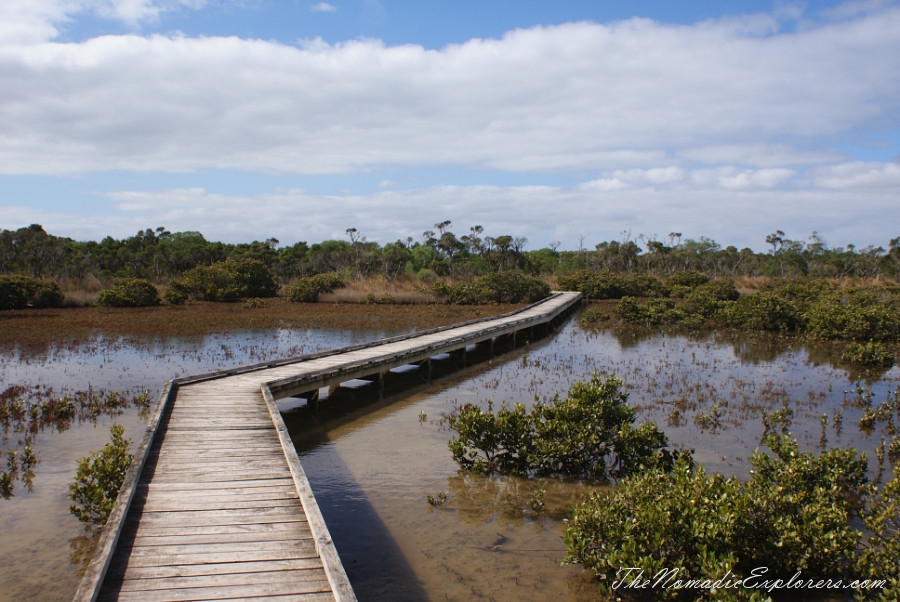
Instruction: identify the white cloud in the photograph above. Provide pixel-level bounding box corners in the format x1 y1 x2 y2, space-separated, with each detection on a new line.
3 159 897 252
0 7 897 175
806 161 900 189
310 2 336 13
0 1 210 43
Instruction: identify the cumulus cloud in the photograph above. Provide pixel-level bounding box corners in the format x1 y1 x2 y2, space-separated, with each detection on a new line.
0 0 209 43
0 7 898 175
3 159 897 252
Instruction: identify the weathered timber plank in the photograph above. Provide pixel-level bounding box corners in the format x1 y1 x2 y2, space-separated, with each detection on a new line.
122 547 320 567
108 558 324 581
148 459 284 471
140 469 291 481
149 450 285 461
130 508 307 525
110 579 333 601
118 569 331 592
126 538 317 557
132 529 314 548
125 518 308 536
138 478 295 491
140 497 300 513
137 483 296 499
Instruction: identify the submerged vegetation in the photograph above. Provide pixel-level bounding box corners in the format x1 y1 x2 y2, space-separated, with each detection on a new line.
0 386 150 500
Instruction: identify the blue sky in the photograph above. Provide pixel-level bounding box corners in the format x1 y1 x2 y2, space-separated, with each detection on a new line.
1 0 899 252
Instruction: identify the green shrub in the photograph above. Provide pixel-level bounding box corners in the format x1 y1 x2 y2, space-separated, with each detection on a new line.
806 287 900 341
448 374 683 479
840 341 895 370
30 281 65 308
564 432 872 600
760 277 836 313
286 273 345 303
96 278 161 308
721 292 801 332
678 280 741 322
577 307 611 328
432 272 550 305
856 465 900 601
558 271 667 299
666 270 710 288
67 424 133 525
614 296 677 326
0 275 64 310
164 259 278 303
476 271 550 304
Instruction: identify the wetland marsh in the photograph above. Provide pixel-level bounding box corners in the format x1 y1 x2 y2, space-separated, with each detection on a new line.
1 300 898 601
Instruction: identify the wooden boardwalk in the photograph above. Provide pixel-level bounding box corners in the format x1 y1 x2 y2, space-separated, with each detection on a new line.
74 292 580 602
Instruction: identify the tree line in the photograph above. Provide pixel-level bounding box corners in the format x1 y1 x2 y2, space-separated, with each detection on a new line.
2 223 899 285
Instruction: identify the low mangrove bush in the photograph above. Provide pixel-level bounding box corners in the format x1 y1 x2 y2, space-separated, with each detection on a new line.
68 423 133 525
163 258 278 303
610 277 900 343
0 275 64 310
432 271 550 305
447 374 686 479
286 273 345 302
840 342 896 371
563 432 899 601
557 270 668 299
96 278 161 307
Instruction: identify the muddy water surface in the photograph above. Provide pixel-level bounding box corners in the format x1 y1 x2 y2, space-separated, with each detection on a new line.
2 315 898 601
287 323 899 601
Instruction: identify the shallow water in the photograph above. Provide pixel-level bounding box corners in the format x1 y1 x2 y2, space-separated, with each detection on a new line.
287 322 900 601
1 316 898 601
0 326 385 602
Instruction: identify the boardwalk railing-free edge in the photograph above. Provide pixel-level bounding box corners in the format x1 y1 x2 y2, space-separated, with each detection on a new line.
73 291 581 602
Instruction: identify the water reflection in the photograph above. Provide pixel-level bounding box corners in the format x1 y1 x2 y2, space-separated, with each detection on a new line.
2 313 899 601
287 317 899 601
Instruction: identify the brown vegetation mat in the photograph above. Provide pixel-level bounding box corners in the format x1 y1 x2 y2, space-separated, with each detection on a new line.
0 297 522 349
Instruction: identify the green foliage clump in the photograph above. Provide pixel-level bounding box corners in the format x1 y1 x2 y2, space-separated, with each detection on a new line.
557 271 667 299
840 341 895 370
856 465 900 600
476 271 551 303
577 306 611 328
614 296 677 326
721 292 801 332
448 374 683 479
0 275 64 310
666 270 710 288
67 424 133 525
806 287 900 341
164 259 278 303
564 432 877 601
96 278 161 307
432 272 550 305
286 273 345 303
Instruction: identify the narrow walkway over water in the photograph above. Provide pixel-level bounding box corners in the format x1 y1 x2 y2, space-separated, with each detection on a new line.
74 292 581 602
